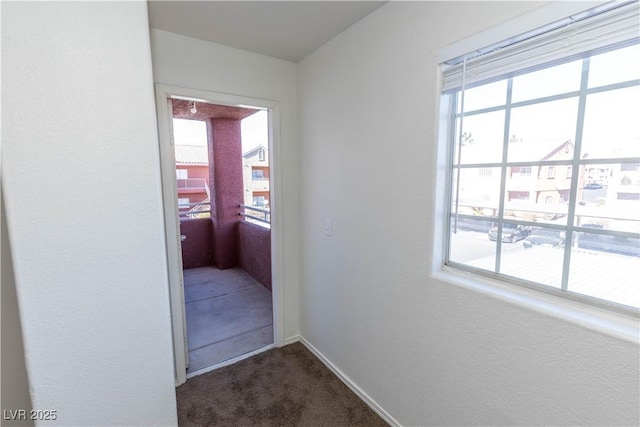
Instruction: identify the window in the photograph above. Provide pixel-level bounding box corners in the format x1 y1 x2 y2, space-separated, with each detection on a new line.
252 168 265 180
443 2 639 312
547 166 555 179
258 148 266 162
253 195 266 207
178 198 190 209
176 169 188 180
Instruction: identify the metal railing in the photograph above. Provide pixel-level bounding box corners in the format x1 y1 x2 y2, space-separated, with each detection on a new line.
176 178 207 189
240 204 270 225
179 200 211 219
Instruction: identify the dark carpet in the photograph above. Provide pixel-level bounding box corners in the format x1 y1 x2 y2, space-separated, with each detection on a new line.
177 342 388 426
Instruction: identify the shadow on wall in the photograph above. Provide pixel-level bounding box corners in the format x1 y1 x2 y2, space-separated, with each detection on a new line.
1 189 34 426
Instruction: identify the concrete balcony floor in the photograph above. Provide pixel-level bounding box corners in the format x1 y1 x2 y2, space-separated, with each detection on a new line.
184 266 273 374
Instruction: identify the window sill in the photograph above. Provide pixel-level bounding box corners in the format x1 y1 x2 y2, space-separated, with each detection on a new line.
432 267 639 344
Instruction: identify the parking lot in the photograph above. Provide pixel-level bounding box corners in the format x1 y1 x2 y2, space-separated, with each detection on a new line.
449 230 526 263
448 229 640 308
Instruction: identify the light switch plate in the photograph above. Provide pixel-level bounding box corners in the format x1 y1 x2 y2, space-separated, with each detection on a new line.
324 218 332 236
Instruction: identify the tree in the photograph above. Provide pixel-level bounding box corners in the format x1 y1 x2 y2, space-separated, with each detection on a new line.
461 131 474 146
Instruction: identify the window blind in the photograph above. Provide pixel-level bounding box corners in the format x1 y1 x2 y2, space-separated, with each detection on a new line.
441 1 640 93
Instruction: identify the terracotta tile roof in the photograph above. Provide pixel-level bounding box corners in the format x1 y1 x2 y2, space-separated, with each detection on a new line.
175 144 208 165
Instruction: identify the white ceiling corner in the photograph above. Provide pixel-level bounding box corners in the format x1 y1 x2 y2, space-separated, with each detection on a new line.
147 1 387 62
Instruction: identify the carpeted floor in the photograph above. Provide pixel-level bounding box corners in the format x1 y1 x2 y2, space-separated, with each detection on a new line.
177 342 388 426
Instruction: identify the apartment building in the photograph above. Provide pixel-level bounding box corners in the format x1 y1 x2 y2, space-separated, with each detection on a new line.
242 145 270 209
174 143 210 217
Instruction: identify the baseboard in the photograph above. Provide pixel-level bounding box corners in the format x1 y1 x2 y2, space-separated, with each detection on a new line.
283 334 301 346
299 336 401 427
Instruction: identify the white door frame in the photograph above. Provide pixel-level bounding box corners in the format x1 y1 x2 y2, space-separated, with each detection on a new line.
154 84 285 386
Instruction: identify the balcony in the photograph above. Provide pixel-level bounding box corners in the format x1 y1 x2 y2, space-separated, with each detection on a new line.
177 178 208 194
183 266 272 373
250 178 270 192
178 200 211 219
170 100 273 373
240 204 271 227
178 209 272 371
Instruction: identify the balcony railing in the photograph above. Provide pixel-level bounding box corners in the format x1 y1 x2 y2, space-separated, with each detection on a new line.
177 178 207 190
240 204 270 226
179 201 211 219
251 181 270 192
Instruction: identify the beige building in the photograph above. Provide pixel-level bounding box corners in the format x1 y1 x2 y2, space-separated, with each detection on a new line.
457 139 584 221
243 145 270 208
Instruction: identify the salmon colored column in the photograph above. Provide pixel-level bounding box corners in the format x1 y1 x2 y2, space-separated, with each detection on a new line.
206 118 244 269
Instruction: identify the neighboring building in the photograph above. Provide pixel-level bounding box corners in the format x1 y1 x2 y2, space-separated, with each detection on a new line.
506 139 581 206
242 145 270 209
611 161 640 202
597 161 640 233
584 164 612 187
174 144 210 216
458 139 584 221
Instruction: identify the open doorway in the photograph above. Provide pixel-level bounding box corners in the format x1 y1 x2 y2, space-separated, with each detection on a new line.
155 85 283 385
173 102 273 376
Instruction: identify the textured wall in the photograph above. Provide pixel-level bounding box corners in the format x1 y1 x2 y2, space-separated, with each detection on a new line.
1 199 33 426
297 2 639 426
180 219 214 269
2 3 178 425
238 221 272 291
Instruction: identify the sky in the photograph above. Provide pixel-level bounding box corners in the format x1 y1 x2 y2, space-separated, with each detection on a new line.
172 109 268 153
457 43 640 162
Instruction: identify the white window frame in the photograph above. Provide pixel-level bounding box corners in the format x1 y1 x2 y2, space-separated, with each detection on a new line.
444 43 638 311
432 1 639 343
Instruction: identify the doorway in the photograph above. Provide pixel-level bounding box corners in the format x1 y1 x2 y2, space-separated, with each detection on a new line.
155 85 284 385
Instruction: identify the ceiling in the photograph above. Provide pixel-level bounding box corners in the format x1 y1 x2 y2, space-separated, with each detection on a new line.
147 1 386 62
172 99 259 120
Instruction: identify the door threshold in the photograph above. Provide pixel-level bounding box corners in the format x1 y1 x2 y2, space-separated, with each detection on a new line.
185 343 276 380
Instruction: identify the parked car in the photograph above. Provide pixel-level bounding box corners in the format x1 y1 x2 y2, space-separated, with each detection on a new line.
523 228 565 248
488 224 531 243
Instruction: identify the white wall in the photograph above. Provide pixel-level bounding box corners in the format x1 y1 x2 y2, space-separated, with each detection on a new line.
297 2 640 426
149 29 300 341
2 3 177 425
2 199 33 426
